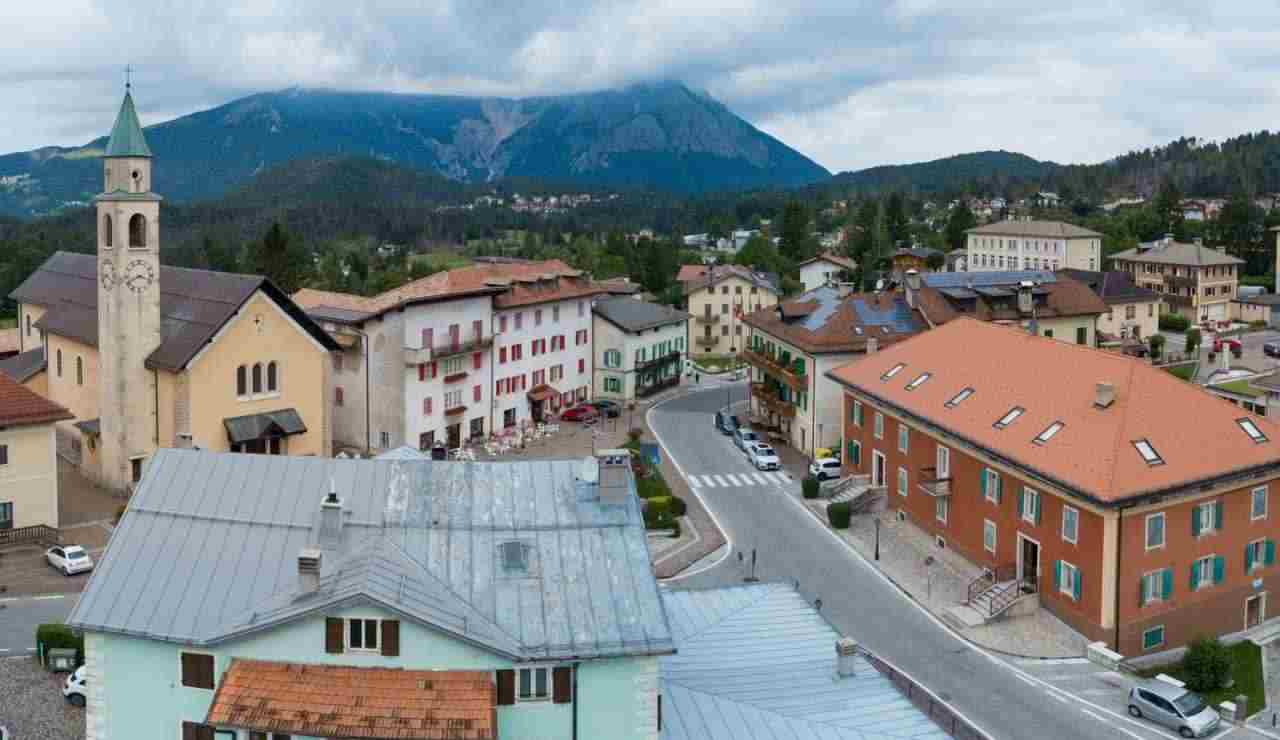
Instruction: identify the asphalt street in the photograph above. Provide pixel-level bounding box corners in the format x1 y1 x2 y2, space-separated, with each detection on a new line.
650 381 1258 740
0 594 75 654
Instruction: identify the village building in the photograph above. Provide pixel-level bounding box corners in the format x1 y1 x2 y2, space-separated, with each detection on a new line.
1059 269 1162 347
964 220 1104 273
797 252 857 292
592 297 689 403
683 265 779 357
0 371 72 530
1111 238 1242 325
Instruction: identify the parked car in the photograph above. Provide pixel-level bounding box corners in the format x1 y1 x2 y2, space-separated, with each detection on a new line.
45 545 94 576
560 405 599 423
1127 681 1220 738
733 427 760 451
714 410 738 435
809 457 842 481
747 443 780 471
587 399 621 418
1213 337 1243 356
63 665 87 707
1265 342 1280 358
1 723 8 740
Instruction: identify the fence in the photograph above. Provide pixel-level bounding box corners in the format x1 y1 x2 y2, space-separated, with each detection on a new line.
0 524 61 549
864 651 991 740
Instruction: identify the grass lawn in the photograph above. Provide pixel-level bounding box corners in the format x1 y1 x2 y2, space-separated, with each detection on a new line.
1137 641 1265 716
0 317 15 329
1163 363 1198 381
691 353 744 372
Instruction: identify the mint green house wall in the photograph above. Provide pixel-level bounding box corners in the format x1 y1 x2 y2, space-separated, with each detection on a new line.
86 603 659 740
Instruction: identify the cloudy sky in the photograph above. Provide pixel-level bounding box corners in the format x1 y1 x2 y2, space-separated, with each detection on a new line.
4 1 1280 173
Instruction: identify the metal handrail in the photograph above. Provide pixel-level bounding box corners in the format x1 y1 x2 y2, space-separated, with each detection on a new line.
965 563 1016 604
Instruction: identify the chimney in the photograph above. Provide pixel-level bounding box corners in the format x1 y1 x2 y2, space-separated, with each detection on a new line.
298 547 322 594
320 479 343 542
587 451 633 505
1094 382 1116 409
836 637 858 678
866 337 878 354
1017 281 1034 315
904 269 921 309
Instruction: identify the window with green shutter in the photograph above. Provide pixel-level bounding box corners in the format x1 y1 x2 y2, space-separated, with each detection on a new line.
1142 626 1165 651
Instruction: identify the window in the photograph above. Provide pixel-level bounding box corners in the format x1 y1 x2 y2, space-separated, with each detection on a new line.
131 457 144 483
1252 486 1268 520
56 349 62 377
880 363 906 381
897 466 908 497
474 385 482 403
1019 488 1040 525
604 377 621 393
534 309 543 327
983 520 996 553
945 388 974 408
445 389 462 410
1145 513 1165 550
0 501 10 529
1190 555 1223 590
0 445 7 466
994 407 1024 429
24 314 29 337
500 316 508 333
1142 626 1165 651
266 361 278 393
500 347 508 364
1133 439 1164 466
851 401 863 426
74 355 83 386
235 365 247 396
983 468 1000 503
181 652 215 689
897 425 909 453
935 496 948 523
519 667 550 701
103 214 113 247
128 213 147 247
346 618 379 651
1033 422 1064 445
905 372 931 390
515 312 523 330
935 445 950 478
1141 569 1171 606
335 387 344 406
252 363 263 394
1062 506 1079 544
578 300 585 317
1192 500 1222 537
380 431 390 448
1057 561 1079 600
423 397 433 415
578 358 585 373
181 722 216 740
1238 418 1268 444
1245 538 1275 572
443 357 465 377
873 412 883 439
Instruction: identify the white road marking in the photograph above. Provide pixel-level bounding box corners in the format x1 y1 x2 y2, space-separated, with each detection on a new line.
712 475 729 487
0 593 67 604
752 473 769 485
725 474 742 487
697 475 715 488
1016 674 1037 687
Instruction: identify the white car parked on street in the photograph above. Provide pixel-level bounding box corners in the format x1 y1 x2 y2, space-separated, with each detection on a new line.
63 665 87 707
747 443 781 471
46 545 94 576
809 457 842 481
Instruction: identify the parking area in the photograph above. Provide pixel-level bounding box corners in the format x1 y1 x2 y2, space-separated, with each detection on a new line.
1163 329 1280 383
0 522 111 598
0 657 83 740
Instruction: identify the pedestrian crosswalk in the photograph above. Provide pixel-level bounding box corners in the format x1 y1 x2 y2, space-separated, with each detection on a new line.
688 471 791 488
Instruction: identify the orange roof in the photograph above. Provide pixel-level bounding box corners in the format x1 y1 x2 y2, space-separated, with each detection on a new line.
828 317 1280 505
207 660 495 740
294 260 597 318
677 264 710 283
0 328 18 355
0 371 72 427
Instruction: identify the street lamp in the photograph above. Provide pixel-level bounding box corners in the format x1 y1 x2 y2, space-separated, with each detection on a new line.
874 516 880 561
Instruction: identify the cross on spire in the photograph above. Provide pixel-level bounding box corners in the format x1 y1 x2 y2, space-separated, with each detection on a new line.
125 64 132 91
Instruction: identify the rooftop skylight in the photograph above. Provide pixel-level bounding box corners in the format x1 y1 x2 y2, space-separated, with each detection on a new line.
993 407 1024 429
1033 421 1064 445
905 373 932 391
944 388 974 408
881 363 906 381
1238 418 1269 444
1133 439 1165 466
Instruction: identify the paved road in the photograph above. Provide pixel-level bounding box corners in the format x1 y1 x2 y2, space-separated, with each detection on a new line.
0 594 75 654
651 383 1248 740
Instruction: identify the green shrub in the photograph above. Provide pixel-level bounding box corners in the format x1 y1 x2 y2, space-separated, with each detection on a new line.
670 519 682 538
802 476 820 499
1183 636 1233 693
1185 328 1202 354
36 623 83 665
1251 320 1269 329
644 497 674 529
1159 313 1190 332
628 427 643 443
669 496 687 517
1148 334 1166 359
827 501 852 529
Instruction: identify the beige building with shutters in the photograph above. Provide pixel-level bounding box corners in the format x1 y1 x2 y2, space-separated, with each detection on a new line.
683 265 780 357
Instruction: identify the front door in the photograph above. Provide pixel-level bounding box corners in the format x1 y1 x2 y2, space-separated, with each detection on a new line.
1019 535 1040 591
872 450 886 488
1247 594 1266 629
447 423 461 449
532 399 545 423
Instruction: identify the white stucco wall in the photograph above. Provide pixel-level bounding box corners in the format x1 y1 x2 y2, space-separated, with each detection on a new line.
494 298 594 427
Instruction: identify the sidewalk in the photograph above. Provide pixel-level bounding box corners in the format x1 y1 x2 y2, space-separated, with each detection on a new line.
1250 641 1280 732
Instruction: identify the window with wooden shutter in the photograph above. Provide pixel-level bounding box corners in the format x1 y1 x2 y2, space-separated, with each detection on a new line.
181 652 214 689
325 617 344 654
381 619 400 657
552 666 572 704
496 669 516 705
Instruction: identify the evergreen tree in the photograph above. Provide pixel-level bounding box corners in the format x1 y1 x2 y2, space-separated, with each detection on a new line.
1153 180 1187 241
247 222 312 294
944 203 976 252
885 192 910 247
779 201 810 261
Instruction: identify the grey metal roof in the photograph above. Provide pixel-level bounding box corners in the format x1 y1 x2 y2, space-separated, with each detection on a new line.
223 409 307 445
104 91 152 158
660 583 949 740
67 449 674 662
13 252 339 371
0 346 46 383
593 297 690 333
1058 269 1160 305
74 418 101 436
922 270 1057 289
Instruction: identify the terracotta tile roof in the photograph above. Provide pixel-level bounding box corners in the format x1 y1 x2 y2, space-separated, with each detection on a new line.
207 660 495 740
677 264 710 283
744 285 925 354
827 318 1280 505
0 370 73 427
797 252 857 271
912 272 1106 327
0 328 18 355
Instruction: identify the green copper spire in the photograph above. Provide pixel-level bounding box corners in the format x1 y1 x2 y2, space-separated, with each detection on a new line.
105 90 152 158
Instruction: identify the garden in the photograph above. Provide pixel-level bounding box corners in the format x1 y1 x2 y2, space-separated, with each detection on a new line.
623 431 686 537
1137 638 1265 716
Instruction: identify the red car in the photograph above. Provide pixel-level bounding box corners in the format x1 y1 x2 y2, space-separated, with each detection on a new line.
560 404 599 422
1213 337 1242 355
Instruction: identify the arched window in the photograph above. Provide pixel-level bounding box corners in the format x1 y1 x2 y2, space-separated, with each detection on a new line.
128 214 146 248
103 215 113 248
236 365 247 396
266 361 278 393
76 357 83 386
56 349 62 378
251 363 263 394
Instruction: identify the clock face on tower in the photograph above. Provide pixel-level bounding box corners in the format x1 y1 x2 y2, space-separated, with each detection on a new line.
100 262 117 290
124 260 155 294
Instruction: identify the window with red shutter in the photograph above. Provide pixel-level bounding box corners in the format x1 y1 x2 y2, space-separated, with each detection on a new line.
473 319 483 340
500 316 508 333
425 398 433 415
500 347 507 363
449 324 460 350
422 328 433 350
430 361 438 378
495 380 502 396
473 352 482 370
522 374 527 390
474 385 481 402
418 363 426 382
335 387 345 405
578 359 585 373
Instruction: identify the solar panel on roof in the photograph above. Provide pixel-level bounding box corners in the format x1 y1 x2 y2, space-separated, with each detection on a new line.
973 287 1013 298
923 270 1057 288
939 287 978 299
851 297 917 333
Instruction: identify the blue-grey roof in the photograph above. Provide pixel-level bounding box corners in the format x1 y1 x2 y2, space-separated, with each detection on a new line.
105 91 152 158
0 346 46 383
593 297 690 333
67 449 674 662
851 295 919 333
660 583 949 740
922 270 1057 289
375 445 429 461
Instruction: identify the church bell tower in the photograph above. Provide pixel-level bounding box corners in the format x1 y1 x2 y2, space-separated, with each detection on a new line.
96 84 162 491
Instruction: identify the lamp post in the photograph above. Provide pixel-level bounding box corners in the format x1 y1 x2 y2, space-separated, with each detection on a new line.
874 517 881 561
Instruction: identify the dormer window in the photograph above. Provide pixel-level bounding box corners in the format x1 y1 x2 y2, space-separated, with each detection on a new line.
1133 439 1164 466
880 363 906 381
1033 422 1064 445
1238 418 1269 444
501 540 528 572
994 407 1024 429
905 373 931 391
944 388 974 408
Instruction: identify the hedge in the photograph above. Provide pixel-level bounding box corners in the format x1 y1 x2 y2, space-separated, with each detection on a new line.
36 623 83 665
802 476 820 499
828 501 852 529
1158 313 1190 332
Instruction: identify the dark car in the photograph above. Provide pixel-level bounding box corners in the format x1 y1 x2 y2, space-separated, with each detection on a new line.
1265 342 1280 358
561 404 600 422
714 410 738 435
588 400 621 418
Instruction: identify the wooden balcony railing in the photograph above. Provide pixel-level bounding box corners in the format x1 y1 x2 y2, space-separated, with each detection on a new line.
917 466 951 497
750 382 797 418
740 349 805 391
403 335 494 365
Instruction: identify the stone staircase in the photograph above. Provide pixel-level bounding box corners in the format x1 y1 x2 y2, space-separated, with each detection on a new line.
943 566 1037 629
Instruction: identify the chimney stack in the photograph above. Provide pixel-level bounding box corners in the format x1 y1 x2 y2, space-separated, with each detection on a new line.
836 637 858 678
1017 281 1034 315
1094 382 1116 409
321 479 343 542
866 337 878 354
904 269 921 309
585 451 633 505
298 547 322 594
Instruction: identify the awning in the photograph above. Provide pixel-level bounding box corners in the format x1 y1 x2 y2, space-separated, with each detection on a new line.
223 409 307 445
207 659 496 740
74 418 101 437
527 384 558 402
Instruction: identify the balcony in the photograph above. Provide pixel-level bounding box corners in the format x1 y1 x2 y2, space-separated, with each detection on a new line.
636 351 682 374
443 372 468 384
750 382 797 419
695 335 719 348
695 312 722 324
637 375 680 398
740 348 806 391
917 467 951 497
403 335 494 365
444 404 467 416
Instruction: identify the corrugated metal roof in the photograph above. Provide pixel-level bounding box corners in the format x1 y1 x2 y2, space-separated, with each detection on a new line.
0 346 46 383
660 583 948 740
68 449 674 662
593 297 690 333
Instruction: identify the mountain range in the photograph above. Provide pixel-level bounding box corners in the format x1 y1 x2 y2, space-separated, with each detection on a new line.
0 81 830 217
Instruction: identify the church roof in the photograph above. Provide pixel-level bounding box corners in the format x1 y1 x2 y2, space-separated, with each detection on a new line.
105 91 152 158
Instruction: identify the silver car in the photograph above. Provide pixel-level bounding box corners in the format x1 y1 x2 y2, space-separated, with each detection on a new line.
1128 680 1220 738
733 427 760 452
747 443 780 471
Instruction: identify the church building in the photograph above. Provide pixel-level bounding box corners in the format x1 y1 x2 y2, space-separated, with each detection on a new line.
5 89 340 491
